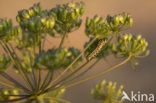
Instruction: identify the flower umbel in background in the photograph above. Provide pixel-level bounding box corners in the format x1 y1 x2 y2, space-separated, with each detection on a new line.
91 80 124 103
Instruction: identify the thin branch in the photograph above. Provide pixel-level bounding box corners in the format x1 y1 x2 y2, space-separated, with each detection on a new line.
45 62 89 91
63 55 131 89
2 41 34 91
44 97 70 103
40 71 51 90
44 59 100 92
64 59 101 85
0 72 31 92
59 32 66 48
42 71 53 91
0 81 16 89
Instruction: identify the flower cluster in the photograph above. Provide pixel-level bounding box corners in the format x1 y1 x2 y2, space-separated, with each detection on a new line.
112 34 149 58
0 89 19 101
85 13 133 38
51 2 85 34
16 2 85 49
106 13 133 32
0 19 21 41
85 15 110 38
91 80 124 103
0 55 11 72
35 48 82 71
17 3 55 34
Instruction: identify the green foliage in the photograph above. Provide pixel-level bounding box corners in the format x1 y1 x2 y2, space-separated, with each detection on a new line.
112 34 149 58
91 80 124 103
106 13 133 32
52 2 85 34
85 13 133 39
16 3 55 49
85 15 110 38
0 19 21 41
35 48 82 71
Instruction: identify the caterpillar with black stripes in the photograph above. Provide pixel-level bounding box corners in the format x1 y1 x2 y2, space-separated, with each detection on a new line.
87 39 107 61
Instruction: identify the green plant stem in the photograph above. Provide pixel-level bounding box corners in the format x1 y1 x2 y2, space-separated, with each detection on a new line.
4 41 33 89
45 62 89 91
0 81 25 93
40 71 51 90
50 37 97 86
0 76 15 86
0 80 15 88
42 71 53 90
5 42 33 91
37 35 42 91
65 59 101 85
44 97 70 103
43 59 100 93
32 68 37 90
0 41 33 91
3 94 29 97
63 55 131 89
42 34 47 50
0 72 30 92
39 38 42 54
59 32 66 48
37 69 42 90
31 40 37 92
35 70 38 91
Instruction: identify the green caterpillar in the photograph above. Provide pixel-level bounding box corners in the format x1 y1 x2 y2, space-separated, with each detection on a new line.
87 39 107 61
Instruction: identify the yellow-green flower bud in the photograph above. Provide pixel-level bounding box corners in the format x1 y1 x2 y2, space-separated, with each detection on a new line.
137 35 142 40
28 9 34 16
129 18 133 26
94 16 100 23
114 16 120 25
41 18 46 24
75 8 80 15
118 15 124 23
49 20 55 28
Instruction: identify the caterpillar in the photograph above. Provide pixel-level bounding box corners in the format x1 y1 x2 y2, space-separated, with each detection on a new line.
87 39 107 61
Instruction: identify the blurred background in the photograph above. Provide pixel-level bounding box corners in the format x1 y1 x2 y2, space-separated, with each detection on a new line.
0 0 155 103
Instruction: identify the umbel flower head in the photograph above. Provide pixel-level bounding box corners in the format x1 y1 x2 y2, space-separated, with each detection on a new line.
85 15 110 38
106 13 133 32
112 34 149 58
85 13 133 39
0 19 21 41
35 47 83 71
91 80 124 103
17 3 55 35
51 1 85 34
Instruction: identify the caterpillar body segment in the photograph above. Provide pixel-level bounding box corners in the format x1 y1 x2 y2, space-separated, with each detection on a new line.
87 39 107 61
